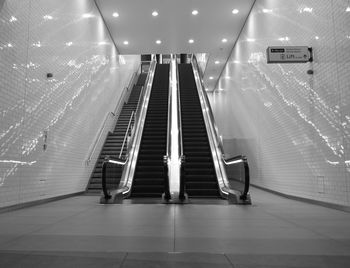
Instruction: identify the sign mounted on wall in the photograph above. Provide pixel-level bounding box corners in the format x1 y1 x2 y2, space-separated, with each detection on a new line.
266 46 313 64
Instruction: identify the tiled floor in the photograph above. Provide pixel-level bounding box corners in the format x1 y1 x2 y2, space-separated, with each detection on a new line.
0 187 350 267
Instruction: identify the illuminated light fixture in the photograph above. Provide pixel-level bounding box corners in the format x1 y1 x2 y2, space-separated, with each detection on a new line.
209 76 214 80
346 5 350 12
315 36 319 40
156 40 161 44
43 15 53 20
112 12 119 17
205 88 209 91
278 36 290 41
7 43 13 48
9 16 17 22
123 40 129 45
152 11 158 16
65 42 73 46
262 9 273 13
301 7 313 13
247 38 256 42
233 60 240 64
232 9 239 14
188 39 194 44
82 13 94 18
222 38 228 43
99 41 108 45
215 61 220 64
192 10 198 15
33 41 41 47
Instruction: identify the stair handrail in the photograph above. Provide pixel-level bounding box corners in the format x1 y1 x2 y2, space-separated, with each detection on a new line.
101 155 128 200
176 58 186 200
222 155 250 201
86 70 138 166
119 110 135 158
101 111 134 201
118 60 157 196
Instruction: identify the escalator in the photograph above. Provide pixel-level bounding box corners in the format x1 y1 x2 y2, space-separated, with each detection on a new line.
130 64 170 197
178 63 221 198
87 73 147 193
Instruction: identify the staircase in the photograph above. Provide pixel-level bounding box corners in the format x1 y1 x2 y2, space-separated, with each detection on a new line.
131 64 170 197
87 73 147 193
178 63 220 197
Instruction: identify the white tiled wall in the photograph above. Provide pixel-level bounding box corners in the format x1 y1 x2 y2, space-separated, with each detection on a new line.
209 0 350 206
0 0 140 208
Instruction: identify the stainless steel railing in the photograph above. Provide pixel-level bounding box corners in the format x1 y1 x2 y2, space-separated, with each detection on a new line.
86 70 138 167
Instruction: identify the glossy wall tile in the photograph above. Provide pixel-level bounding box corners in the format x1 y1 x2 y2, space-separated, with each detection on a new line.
209 0 350 206
0 0 140 208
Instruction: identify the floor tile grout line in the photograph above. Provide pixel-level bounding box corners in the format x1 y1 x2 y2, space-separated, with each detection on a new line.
224 253 236 268
0 204 99 249
258 205 350 248
119 252 128 267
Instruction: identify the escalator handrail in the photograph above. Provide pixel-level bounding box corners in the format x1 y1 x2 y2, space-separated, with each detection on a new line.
192 55 250 199
193 56 225 154
222 155 250 200
191 55 230 197
163 60 173 200
118 60 157 196
176 58 186 199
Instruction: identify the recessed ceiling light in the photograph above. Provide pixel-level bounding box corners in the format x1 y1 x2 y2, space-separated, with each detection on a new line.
112 12 119 18
192 10 198 15
43 15 53 20
82 13 94 18
215 61 220 64
247 38 256 42
209 76 214 80
222 38 228 43
262 9 273 13
346 6 350 12
9 16 17 22
66 42 73 46
123 41 129 45
156 40 161 44
152 11 158 16
232 9 239 14
188 39 194 44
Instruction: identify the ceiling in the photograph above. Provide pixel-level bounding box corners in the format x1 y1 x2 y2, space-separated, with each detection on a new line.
96 0 255 92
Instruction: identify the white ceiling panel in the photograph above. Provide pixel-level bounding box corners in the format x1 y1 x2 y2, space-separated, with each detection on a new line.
96 0 255 91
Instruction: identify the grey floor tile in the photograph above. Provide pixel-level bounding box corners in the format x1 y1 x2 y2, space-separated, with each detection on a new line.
226 254 350 268
122 252 232 268
0 251 125 268
175 237 350 255
0 234 174 252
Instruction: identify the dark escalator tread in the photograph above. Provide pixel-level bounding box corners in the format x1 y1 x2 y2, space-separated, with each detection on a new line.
131 64 170 198
178 63 220 198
